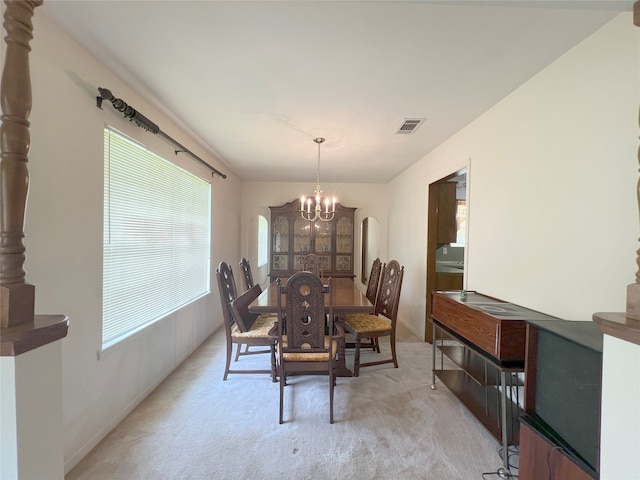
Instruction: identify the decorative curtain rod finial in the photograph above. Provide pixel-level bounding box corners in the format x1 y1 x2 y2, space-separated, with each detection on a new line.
95 86 226 179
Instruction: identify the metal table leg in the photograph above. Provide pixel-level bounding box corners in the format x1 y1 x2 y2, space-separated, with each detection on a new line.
430 321 437 389
500 369 510 473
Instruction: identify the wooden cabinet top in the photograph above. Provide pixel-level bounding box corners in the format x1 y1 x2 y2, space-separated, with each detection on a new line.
431 290 558 362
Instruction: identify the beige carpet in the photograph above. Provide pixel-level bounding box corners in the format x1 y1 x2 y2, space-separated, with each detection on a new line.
66 324 514 480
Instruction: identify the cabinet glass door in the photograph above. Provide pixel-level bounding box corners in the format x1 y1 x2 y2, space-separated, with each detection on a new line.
293 217 312 271
314 221 332 274
314 221 332 254
335 216 354 272
272 215 290 271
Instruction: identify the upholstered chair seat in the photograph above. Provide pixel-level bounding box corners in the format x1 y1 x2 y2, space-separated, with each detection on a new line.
231 314 278 339
343 313 391 333
278 335 338 362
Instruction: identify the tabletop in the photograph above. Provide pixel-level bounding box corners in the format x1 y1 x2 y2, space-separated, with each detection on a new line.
249 277 373 315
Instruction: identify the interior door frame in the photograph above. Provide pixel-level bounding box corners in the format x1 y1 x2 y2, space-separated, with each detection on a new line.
425 168 467 343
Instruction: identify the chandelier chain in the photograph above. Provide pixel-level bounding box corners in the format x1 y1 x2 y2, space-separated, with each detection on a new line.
315 138 322 189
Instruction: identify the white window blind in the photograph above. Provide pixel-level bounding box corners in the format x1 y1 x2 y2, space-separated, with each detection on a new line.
103 127 211 348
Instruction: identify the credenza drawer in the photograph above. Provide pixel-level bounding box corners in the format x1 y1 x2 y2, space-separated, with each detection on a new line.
431 291 556 362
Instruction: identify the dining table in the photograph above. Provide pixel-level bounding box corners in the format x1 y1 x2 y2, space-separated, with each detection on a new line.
248 277 374 376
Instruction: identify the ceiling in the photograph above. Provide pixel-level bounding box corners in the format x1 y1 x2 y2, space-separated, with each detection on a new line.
40 1 631 183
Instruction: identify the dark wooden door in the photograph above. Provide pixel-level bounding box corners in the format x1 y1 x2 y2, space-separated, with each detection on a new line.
425 173 465 343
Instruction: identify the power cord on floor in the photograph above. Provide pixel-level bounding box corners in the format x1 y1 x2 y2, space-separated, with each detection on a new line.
481 445 519 479
481 468 518 479
499 445 520 471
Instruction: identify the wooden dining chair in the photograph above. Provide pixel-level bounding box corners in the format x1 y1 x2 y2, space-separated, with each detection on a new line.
239 257 254 291
365 257 383 305
362 257 383 352
276 272 341 424
302 253 322 277
216 261 277 381
343 260 404 376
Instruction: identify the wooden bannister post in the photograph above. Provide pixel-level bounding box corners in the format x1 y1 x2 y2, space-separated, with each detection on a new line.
594 1 640 346
628 0 640 320
1 0 68 357
0 0 41 329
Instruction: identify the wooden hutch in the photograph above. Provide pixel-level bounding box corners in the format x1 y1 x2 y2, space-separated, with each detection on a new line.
269 199 356 281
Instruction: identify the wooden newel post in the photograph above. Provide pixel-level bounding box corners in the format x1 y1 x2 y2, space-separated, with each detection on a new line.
628 1 640 321
0 0 42 329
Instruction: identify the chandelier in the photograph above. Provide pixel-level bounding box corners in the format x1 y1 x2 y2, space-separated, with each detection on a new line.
300 137 336 222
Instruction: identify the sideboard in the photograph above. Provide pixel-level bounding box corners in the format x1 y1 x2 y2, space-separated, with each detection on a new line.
430 290 558 473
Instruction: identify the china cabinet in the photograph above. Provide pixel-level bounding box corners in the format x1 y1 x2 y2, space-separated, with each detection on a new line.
269 199 356 281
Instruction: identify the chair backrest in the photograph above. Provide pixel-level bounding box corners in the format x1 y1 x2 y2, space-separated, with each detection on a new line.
277 271 333 353
216 261 239 333
239 257 254 291
365 258 383 305
302 253 322 277
374 260 404 323
230 284 263 332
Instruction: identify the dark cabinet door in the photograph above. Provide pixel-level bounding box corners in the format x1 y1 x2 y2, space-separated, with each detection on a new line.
519 422 596 480
436 182 457 244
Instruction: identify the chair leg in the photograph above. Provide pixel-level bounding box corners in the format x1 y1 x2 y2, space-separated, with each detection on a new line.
374 337 381 353
223 339 233 381
390 331 398 368
329 366 335 424
279 368 285 424
270 345 277 383
234 343 242 362
354 339 361 377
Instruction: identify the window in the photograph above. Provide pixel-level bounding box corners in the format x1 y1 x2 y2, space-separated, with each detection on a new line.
102 127 211 349
257 215 268 267
452 200 466 247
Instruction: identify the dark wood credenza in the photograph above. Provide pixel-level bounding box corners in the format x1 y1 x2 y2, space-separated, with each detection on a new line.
430 291 558 472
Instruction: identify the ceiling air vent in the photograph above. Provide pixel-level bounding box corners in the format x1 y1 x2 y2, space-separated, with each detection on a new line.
395 118 425 135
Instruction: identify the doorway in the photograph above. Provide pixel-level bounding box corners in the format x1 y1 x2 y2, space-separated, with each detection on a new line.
425 170 467 343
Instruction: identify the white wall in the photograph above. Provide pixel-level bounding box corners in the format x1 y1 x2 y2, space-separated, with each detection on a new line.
365 217 380 282
389 13 638 335
1 343 64 479
16 14 241 473
388 12 639 479
600 335 640 480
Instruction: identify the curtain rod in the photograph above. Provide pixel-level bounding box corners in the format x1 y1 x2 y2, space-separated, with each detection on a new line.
96 87 226 179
